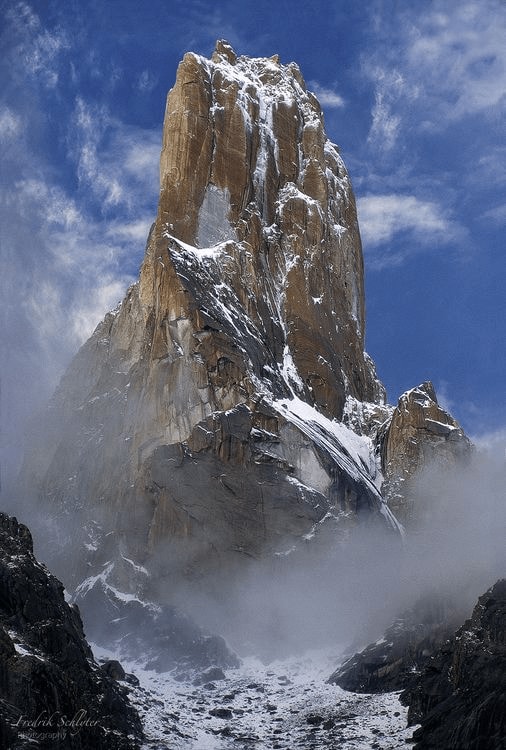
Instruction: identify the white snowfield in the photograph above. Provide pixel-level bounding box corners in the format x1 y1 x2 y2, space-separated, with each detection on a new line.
92 644 416 750
272 396 404 536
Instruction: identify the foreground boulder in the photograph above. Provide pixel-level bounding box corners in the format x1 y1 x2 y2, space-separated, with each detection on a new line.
404 579 506 750
0 512 142 749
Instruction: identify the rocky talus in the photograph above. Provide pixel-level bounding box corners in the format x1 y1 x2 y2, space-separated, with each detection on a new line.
404 579 506 750
0 512 142 749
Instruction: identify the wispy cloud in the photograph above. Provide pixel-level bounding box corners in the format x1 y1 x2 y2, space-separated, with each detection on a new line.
357 193 464 267
6 176 136 343
406 1 506 122
364 0 506 147
0 106 22 141
6 1 69 88
0 18 159 481
475 148 506 187
135 69 158 93
25 27 69 87
472 427 506 454
368 90 400 152
70 97 159 212
308 82 345 109
365 67 415 152
72 98 124 207
108 218 153 243
482 204 506 226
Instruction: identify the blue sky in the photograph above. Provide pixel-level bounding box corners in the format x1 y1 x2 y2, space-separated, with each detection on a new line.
1 0 505 476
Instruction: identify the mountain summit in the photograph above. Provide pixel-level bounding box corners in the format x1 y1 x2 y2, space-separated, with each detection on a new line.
22 42 468 596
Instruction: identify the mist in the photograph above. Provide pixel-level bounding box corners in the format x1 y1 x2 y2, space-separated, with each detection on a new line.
3 394 505 668
152 442 506 661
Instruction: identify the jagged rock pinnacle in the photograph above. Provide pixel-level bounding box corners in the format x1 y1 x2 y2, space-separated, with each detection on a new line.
23 45 403 592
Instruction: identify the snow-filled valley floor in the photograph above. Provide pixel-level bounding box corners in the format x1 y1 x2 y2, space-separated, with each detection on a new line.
94 646 416 749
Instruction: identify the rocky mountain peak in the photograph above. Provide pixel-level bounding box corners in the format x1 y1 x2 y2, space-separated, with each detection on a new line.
19 43 399 595
140 39 383 421
19 43 472 613
379 381 472 524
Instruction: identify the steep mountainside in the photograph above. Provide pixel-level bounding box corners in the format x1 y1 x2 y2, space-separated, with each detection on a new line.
328 592 465 694
404 579 506 750
0 512 142 749
21 41 401 591
20 42 468 613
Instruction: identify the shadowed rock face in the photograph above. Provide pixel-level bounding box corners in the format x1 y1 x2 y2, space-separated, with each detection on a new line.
0 512 142 750
21 41 400 593
404 579 506 750
328 593 464 695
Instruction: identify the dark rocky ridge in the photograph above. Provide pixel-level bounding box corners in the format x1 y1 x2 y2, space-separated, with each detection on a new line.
328 592 464 694
328 581 506 749
0 512 142 749
404 579 506 750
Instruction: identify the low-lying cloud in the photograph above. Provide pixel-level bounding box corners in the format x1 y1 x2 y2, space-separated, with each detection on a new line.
160 442 506 660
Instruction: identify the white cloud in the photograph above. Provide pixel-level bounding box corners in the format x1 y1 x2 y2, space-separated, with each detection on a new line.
368 91 401 152
406 1 506 121
473 427 506 449
71 97 159 211
365 0 506 145
435 380 457 416
135 69 158 93
482 204 506 226
357 193 465 267
108 218 153 243
0 106 23 141
123 138 161 181
6 2 69 89
72 98 124 207
25 27 69 87
475 148 506 187
17 179 81 229
359 194 449 244
308 82 345 109
69 279 129 344
0 3 160 483
364 67 416 152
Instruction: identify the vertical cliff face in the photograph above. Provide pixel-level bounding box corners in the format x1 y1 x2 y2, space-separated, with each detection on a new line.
21 41 398 589
141 39 382 421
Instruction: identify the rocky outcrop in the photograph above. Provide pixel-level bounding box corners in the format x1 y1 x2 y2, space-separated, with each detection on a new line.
328 593 463 694
73 569 240 675
378 382 472 524
0 512 142 749
404 579 506 750
21 41 400 595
